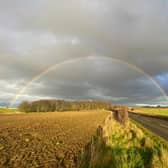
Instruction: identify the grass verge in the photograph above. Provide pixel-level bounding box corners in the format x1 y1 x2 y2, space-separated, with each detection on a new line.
86 118 168 168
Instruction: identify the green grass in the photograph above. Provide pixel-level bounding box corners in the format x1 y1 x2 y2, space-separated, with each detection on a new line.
0 107 17 113
131 107 168 117
89 119 168 168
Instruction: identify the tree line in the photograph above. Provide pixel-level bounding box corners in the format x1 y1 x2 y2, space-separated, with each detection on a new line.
18 100 112 112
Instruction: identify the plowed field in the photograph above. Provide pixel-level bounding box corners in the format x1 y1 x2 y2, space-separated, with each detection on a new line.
0 110 108 168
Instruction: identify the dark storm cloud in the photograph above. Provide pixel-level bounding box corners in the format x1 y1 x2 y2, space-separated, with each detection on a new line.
0 0 168 106
17 57 166 106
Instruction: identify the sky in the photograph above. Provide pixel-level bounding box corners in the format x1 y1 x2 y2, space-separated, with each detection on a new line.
0 0 168 107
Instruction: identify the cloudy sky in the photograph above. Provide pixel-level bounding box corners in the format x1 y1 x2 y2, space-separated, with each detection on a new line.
0 0 168 107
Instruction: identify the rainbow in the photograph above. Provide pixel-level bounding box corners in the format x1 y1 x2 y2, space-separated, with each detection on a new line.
9 56 168 107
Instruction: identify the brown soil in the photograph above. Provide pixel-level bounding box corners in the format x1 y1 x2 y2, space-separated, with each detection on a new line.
0 111 108 168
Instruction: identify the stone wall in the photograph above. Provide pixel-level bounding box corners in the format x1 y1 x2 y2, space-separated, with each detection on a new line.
78 108 128 168
78 112 113 168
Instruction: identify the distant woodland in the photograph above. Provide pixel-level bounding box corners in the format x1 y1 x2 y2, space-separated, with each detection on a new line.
18 100 111 112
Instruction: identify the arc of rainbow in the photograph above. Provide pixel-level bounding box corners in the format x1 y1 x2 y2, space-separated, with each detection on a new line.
9 56 168 107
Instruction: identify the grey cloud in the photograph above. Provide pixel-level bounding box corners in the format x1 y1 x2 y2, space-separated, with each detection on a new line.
12 58 164 105
0 0 168 106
